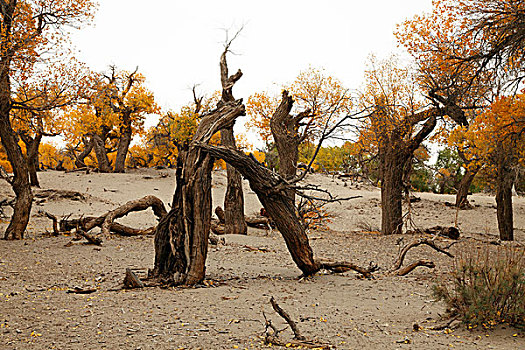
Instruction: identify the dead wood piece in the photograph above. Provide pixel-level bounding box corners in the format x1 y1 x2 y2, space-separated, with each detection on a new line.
431 226 460 240
124 268 144 289
211 220 226 235
317 258 378 279
270 296 305 341
428 316 461 331
41 211 59 236
209 233 225 245
392 238 454 272
34 189 86 202
101 195 167 236
109 223 155 236
265 297 331 349
77 230 102 246
215 206 225 224
65 167 90 174
394 260 435 276
67 286 97 294
245 215 270 229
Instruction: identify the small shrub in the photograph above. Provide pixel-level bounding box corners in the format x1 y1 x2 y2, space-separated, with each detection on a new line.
433 246 525 329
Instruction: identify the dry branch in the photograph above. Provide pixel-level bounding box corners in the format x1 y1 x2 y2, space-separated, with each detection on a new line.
391 238 454 275
123 268 144 289
101 195 167 235
394 260 435 276
77 229 102 246
265 297 330 349
316 258 378 279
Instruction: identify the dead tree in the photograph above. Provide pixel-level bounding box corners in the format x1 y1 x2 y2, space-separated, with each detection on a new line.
218 35 247 235
149 100 246 285
270 90 311 205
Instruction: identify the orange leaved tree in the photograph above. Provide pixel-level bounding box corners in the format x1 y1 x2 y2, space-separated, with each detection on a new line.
357 55 439 235
0 0 96 239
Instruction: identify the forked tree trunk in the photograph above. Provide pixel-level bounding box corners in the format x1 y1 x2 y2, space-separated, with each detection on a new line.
377 108 437 235
92 133 112 173
114 113 132 173
150 100 245 285
496 152 515 241
199 143 320 276
455 166 479 208
21 133 42 187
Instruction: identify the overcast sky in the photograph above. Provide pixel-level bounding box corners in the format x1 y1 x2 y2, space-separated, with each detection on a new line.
71 0 433 130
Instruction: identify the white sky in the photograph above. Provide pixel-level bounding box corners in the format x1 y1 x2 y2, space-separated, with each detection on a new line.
71 0 433 133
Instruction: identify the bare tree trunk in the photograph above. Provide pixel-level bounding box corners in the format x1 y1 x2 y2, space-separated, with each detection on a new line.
496 153 514 241
92 133 112 173
150 100 246 285
455 167 479 208
219 45 247 235
380 148 405 235
270 91 303 205
114 114 132 173
221 128 247 235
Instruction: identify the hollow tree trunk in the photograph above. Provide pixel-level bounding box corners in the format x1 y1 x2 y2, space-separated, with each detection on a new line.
75 135 94 168
114 113 132 173
221 127 247 235
455 166 479 208
199 143 320 276
92 133 112 173
380 148 406 235
150 100 245 285
496 153 514 241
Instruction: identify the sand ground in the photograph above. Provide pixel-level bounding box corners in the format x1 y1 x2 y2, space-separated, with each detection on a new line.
0 169 524 349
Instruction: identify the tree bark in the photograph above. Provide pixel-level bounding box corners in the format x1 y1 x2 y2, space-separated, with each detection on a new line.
150 100 246 285
75 135 94 168
92 133 112 173
221 128 247 235
380 148 406 235
270 91 302 205
114 111 132 173
219 47 247 235
377 109 437 235
20 132 42 187
495 151 514 241
455 166 479 208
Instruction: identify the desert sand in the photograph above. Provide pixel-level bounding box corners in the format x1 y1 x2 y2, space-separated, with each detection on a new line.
0 168 524 349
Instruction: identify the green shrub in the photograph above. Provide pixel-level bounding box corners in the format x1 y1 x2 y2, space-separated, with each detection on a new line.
433 246 525 329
